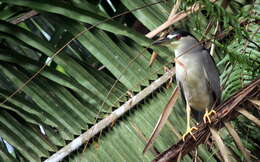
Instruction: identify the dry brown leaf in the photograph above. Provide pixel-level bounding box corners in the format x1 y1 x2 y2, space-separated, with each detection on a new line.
224 121 252 162
237 108 260 127
249 99 260 107
149 52 158 67
143 86 179 153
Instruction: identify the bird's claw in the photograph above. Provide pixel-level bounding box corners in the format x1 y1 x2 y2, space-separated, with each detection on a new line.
182 127 198 141
203 110 216 124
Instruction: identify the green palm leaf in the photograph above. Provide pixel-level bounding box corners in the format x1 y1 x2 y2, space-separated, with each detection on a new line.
0 0 259 161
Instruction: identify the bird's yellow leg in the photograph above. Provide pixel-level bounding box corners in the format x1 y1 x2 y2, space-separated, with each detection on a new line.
203 108 217 124
182 104 198 141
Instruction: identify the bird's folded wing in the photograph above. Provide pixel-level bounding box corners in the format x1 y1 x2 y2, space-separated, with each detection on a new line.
202 50 221 102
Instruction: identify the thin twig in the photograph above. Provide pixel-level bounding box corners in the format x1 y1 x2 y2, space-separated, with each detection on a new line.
10 10 38 24
146 0 217 38
130 122 159 155
149 0 181 67
168 0 182 18
166 120 182 139
210 21 219 56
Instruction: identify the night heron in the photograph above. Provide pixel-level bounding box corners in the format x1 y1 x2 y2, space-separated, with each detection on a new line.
153 30 221 140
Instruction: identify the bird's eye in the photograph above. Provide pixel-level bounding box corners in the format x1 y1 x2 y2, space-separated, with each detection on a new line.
175 35 181 40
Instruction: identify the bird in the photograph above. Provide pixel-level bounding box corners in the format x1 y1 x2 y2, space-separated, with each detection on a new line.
143 30 221 153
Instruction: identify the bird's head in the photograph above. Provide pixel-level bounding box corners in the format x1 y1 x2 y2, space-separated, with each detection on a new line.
152 30 197 50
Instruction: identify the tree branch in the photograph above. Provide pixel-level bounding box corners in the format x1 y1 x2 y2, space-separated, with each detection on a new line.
153 77 260 162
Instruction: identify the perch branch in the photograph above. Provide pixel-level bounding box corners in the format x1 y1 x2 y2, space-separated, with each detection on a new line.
153 77 260 162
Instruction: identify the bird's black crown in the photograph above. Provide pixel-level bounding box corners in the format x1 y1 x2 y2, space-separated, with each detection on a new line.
169 30 193 37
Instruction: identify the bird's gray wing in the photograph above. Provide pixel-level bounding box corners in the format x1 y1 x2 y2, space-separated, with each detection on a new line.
202 49 221 105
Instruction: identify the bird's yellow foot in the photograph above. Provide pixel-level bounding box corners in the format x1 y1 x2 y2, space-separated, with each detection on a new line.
203 110 216 124
182 127 198 141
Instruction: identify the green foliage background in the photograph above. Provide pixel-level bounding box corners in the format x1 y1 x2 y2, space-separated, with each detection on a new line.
0 0 259 161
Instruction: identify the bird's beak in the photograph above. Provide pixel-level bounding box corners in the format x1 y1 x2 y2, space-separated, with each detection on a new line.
152 37 170 46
